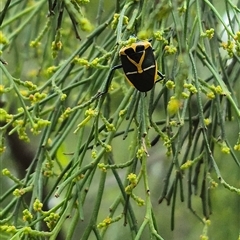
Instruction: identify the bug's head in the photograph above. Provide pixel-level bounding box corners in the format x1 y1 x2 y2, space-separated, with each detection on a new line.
124 44 145 56
119 41 152 63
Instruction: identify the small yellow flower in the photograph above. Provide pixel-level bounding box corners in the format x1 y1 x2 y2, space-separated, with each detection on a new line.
127 173 137 184
233 144 240 151
33 199 43 212
79 17 93 32
206 91 215 99
180 160 193 170
201 28 214 39
0 31 9 44
22 209 33 222
167 97 181 115
204 118 211 126
85 108 98 117
221 146 230 154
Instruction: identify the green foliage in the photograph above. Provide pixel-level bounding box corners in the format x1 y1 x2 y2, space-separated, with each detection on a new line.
0 0 240 239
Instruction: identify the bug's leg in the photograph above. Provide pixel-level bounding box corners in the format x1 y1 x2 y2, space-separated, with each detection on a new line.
97 64 122 97
155 70 165 84
84 65 122 107
157 70 165 80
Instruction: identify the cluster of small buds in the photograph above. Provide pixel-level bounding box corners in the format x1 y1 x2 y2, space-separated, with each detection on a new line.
200 219 211 240
163 136 171 148
206 91 215 99
178 6 186 15
42 160 54 177
180 160 194 170
153 30 168 44
0 225 16 234
184 83 197 94
51 29 62 58
13 185 33 197
220 40 234 57
29 92 47 104
169 120 178 127
164 44 177 55
125 184 134 194
221 145 230 154
90 58 100 67
119 109 127 117
234 31 240 42
0 84 5 94
0 108 13 123
165 80 175 89
72 174 84 182
202 84 224 98
136 147 146 160
97 217 112 229
24 81 37 91
0 31 9 45
181 92 190 99
209 180 218 189
58 107 72 122
131 193 145 206
13 78 38 92
74 57 89 67
74 52 111 68
234 32 240 56
2 168 11 176
2 168 21 183
106 123 115 132
111 14 129 29
234 143 240 151
220 31 240 57
100 114 116 132
0 84 13 94
98 163 107 172
33 199 43 212
200 235 209 240
22 209 33 222
44 212 60 230
18 131 29 141
30 118 51 135
125 174 145 206
29 40 41 48
201 28 214 39
51 39 63 57
213 85 223 94
13 121 30 142
74 108 98 133
60 93 67 101
79 17 93 32
127 173 137 186
85 108 98 117
204 219 211 226
166 146 172 157
123 37 137 47
91 148 98 159
0 143 6 153
125 173 138 194
46 66 58 75
102 143 112 153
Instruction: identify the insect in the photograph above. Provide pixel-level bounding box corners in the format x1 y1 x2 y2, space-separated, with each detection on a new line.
96 40 164 99
119 40 164 92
